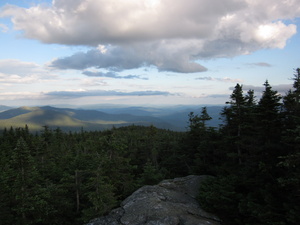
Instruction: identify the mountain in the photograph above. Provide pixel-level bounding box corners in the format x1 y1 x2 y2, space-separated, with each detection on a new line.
0 106 38 119
0 107 86 131
158 105 223 129
78 104 224 129
0 106 175 132
54 104 225 130
0 105 224 132
0 105 13 112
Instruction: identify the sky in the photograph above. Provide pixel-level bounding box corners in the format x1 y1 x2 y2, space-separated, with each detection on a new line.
0 0 299 107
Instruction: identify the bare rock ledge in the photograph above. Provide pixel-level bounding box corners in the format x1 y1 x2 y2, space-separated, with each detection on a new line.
86 175 221 225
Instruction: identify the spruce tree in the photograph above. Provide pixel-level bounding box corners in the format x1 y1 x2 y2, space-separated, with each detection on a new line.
8 137 53 224
249 80 283 177
221 83 247 165
187 107 217 174
279 68 300 224
283 68 300 128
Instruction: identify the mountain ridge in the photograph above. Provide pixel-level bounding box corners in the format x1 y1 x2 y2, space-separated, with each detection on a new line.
0 105 224 132
0 106 178 132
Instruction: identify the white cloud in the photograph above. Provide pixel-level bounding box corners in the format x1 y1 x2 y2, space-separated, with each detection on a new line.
254 22 296 48
241 84 293 94
0 23 8 32
0 91 43 100
0 0 246 45
0 59 40 75
1 0 299 73
81 78 107 87
0 59 58 85
97 45 108 54
0 72 40 85
45 89 172 98
248 62 272 67
196 76 243 83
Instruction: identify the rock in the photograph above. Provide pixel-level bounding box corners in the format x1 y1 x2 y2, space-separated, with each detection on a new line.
86 175 221 225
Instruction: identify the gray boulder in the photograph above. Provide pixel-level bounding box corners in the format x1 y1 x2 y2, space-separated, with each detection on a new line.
87 175 221 225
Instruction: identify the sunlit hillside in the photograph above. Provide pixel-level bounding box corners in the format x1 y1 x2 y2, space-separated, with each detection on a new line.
0 106 176 132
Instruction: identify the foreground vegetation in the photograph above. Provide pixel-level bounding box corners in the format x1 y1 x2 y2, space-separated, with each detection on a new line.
0 69 299 224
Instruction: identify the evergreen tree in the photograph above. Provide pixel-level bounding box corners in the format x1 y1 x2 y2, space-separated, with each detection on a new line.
277 126 300 224
8 137 53 224
188 107 212 133
82 169 117 221
198 79 298 225
186 107 216 174
221 83 248 165
283 68 300 128
257 80 282 144
279 68 300 224
138 161 165 185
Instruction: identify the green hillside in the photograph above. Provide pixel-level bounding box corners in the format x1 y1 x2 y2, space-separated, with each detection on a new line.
0 108 85 131
0 106 173 132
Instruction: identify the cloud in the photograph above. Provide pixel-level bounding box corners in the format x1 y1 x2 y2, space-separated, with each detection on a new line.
0 0 246 45
0 59 58 85
81 78 107 87
229 84 293 95
0 23 8 32
45 89 172 98
243 84 292 92
0 59 40 75
0 91 43 101
196 76 243 83
206 94 230 99
82 70 148 80
0 72 40 85
1 0 299 73
50 44 207 73
247 62 272 67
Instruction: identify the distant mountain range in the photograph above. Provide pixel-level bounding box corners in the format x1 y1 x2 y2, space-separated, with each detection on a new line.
0 105 224 132
0 105 13 112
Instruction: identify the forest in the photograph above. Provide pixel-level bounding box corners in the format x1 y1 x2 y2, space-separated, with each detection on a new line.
0 69 299 225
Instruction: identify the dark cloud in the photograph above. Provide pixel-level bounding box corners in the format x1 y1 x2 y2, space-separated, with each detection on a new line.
45 90 172 98
51 47 146 71
82 70 148 80
50 45 207 73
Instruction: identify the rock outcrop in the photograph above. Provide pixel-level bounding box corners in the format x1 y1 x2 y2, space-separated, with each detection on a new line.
87 175 221 225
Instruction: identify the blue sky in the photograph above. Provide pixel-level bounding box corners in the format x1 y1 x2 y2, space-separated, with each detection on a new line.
0 0 299 107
